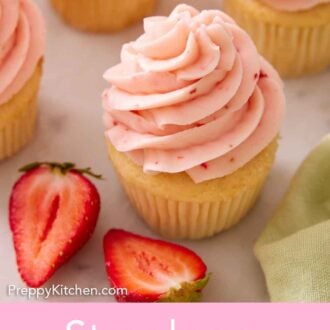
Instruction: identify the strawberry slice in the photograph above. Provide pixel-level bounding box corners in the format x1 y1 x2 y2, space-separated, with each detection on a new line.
9 162 101 288
104 229 210 302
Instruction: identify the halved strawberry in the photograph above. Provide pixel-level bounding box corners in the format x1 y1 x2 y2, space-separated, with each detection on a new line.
103 229 210 302
9 162 101 288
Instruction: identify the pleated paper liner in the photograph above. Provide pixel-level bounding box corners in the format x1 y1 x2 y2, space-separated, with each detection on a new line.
51 0 157 33
223 0 330 78
107 139 278 240
0 63 42 160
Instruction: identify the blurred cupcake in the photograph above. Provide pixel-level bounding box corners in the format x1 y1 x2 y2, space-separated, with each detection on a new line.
50 0 157 33
223 0 330 78
0 0 45 160
102 4 285 239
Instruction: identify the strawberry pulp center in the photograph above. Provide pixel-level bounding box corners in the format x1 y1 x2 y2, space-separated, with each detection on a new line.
40 194 60 242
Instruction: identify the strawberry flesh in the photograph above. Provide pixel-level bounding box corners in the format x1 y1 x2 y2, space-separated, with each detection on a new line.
103 229 208 302
9 165 101 288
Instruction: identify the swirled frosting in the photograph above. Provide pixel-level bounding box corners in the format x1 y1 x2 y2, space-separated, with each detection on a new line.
0 0 45 106
260 0 330 11
102 4 285 183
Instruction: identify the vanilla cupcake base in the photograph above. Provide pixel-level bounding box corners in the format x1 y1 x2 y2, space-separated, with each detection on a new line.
51 0 157 33
0 63 42 161
223 0 330 78
107 139 278 240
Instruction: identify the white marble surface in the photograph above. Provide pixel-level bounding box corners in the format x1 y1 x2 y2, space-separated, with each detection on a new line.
0 0 329 302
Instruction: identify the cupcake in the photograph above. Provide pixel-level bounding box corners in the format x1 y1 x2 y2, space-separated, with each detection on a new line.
102 4 285 240
50 0 157 33
0 0 45 161
223 0 330 78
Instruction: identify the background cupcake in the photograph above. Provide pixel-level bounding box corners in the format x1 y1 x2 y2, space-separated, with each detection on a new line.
0 0 45 160
223 0 330 78
50 0 157 33
102 4 285 240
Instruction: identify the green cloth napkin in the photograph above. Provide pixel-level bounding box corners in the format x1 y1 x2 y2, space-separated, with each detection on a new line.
255 135 330 302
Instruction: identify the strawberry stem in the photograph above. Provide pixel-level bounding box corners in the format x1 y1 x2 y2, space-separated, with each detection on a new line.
159 273 211 302
19 162 104 180
75 167 104 180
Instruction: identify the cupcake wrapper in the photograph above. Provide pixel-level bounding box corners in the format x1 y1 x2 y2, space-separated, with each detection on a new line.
107 138 278 240
224 0 330 78
51 0 157 32
0 101 37 161
117 173 266 240
0 62 42 161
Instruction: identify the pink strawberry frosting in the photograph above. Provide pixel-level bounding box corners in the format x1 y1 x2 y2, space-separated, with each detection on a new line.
260 0 329 11
0 0 45 106
102 4 285 183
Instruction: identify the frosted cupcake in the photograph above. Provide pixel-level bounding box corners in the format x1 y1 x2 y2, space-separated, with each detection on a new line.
223 0 330 78
0 0 45 160
102 4 285 240
50 0 157 33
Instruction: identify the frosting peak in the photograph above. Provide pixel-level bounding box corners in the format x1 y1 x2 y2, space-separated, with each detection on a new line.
0 0 45 105
103 4 285 183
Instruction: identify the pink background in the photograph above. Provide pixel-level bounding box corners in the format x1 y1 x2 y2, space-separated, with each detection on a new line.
1 304 330 329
